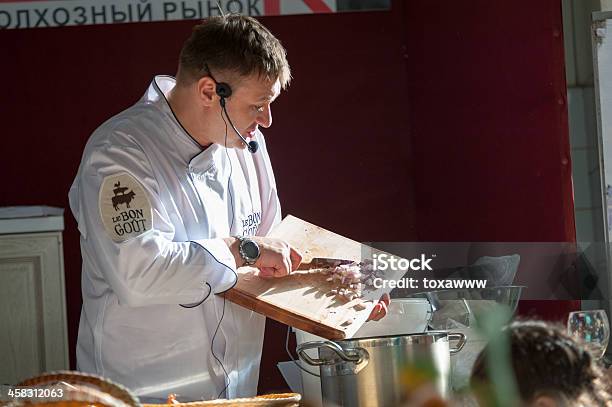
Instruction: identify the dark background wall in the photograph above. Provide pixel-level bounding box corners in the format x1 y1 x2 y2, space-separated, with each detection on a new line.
0 0 576 394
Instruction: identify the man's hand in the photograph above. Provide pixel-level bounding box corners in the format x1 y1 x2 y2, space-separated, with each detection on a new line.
367 293 390 322
225 236 302 278
253 237 302 278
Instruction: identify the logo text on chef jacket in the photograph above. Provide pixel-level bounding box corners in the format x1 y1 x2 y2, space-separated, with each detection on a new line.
111 209 147 236
372 253 434 271
241 211 262 236
100 173 153 242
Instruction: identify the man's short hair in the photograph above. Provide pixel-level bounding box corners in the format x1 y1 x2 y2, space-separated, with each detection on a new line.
178 14 291 89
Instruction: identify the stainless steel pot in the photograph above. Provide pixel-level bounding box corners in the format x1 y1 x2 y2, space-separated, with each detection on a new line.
297 331 466 407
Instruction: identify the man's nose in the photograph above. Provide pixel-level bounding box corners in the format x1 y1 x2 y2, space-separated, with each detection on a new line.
257 105 272 128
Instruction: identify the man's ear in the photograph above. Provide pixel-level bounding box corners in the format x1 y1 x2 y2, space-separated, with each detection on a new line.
196 76 218 108
531 395 559 407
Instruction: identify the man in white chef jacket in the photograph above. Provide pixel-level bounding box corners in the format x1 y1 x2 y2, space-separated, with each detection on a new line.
69 14 388 401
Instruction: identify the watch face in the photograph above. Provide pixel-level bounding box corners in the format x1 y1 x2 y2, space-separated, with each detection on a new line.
243 240 260 259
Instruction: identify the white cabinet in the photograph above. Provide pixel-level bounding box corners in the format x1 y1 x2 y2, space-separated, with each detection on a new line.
0 207 69 384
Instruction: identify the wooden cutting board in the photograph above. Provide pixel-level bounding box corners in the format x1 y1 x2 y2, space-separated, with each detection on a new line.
224 215 398 339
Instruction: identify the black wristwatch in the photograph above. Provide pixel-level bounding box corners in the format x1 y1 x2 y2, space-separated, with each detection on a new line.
234 235 260 266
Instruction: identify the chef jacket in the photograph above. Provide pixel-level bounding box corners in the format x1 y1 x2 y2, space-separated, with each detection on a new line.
68 76 281 400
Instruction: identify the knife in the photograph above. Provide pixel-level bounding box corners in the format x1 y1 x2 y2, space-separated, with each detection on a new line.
297 257 356 270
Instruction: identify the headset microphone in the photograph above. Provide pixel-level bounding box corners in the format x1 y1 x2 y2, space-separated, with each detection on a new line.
215 81 259 154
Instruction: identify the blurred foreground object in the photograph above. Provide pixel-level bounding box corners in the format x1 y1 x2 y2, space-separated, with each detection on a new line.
406 286 523 391
6 370 139 407
471 319 612 406
142 393 300 407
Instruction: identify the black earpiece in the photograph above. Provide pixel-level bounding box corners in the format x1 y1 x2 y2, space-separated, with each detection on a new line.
215 82 232 99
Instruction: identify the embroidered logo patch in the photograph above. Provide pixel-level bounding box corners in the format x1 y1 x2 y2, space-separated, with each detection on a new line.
99 172 153 242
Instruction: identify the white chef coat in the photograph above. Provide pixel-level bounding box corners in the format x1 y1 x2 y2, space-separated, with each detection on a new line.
68 76 281 401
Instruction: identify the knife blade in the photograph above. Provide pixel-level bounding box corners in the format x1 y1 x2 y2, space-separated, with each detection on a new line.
297 257 356 270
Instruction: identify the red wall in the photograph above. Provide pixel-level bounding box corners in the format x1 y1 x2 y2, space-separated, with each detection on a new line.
0 0 576 394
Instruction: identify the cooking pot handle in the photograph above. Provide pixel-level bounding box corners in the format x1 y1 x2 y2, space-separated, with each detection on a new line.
296 340 366 366
448 332 467 354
